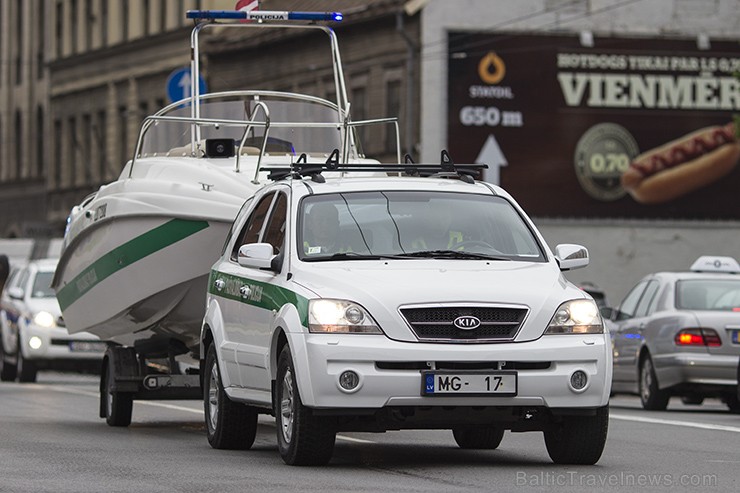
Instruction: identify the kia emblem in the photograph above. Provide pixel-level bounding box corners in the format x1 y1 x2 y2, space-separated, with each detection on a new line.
453 315 481 330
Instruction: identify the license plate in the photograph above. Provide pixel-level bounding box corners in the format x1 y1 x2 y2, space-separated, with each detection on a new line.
422 371 517 396
732 330 740 344
69 341 106 353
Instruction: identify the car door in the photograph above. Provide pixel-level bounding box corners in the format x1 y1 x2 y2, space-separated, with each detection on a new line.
233 189 289 395
611 280 649 383
212 192 273 388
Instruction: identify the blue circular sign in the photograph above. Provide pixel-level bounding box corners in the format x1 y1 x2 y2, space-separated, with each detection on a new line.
166 67 207 104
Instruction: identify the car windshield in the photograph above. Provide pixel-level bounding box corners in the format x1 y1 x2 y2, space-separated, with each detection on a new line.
676 279 740 311
31 271 56 298
298 191 545 261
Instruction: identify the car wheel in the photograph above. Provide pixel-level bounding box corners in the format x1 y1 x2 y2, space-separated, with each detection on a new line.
276 345 336 466
544 406 609 465
0 346 18 382
639 355 669 411
102 356 133 427
723 393 740 414
452 426 505 449
204 344 257 450
17 350 38 383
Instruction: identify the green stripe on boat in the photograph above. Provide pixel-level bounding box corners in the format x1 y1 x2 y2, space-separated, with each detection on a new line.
57 219 209 311
208 270 309 327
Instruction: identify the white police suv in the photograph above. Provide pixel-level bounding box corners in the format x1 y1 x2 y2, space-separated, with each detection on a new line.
201 159 611 466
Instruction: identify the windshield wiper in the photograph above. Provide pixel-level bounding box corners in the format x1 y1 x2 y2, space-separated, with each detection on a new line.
402 250 511 261
306 252 409 262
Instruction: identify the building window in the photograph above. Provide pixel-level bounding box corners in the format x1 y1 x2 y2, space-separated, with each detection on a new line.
16 0 24 84
351 86 367 148
85 0 94 50
15 111 23 178
96 110 107 182
82 114 92 182
143 0 150 36
101 0 108 45
56 1 64 58
160 0 167 32
68 116 77 186
37 0 45 79
36 107 45 177
122 0 130 42
70 0 78 54
385 80 401 153
119 106 128 168
54 120 63 187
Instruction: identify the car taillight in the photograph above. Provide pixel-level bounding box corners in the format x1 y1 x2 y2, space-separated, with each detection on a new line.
674 328 722 347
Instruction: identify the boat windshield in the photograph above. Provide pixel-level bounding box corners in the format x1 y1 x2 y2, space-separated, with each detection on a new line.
139 95 343 157
298 191 546 262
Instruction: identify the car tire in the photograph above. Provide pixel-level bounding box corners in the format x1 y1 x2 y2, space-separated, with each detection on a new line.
276 345 336 466
724 394 740 414
0 346 18 382
639 355 669 411
204 343 258 450
544 406 609 465
17 350 38 383
452 426 505 449
102 355 133 427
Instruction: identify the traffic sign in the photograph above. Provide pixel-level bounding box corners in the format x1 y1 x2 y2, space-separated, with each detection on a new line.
165 67 207 104
476 134 508 185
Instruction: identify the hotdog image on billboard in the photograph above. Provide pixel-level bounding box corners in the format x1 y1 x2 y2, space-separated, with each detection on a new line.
620 122 740 204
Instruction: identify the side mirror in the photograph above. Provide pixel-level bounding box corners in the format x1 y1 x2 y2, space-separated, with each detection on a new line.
7 287 25 300
238 243 277 270
554 244 589 271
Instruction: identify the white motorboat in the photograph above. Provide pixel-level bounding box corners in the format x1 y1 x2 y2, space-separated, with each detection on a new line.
51 10 398 356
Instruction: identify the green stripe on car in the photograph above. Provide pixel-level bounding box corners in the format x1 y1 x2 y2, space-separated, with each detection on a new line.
208 270 309 327
57 219 209 310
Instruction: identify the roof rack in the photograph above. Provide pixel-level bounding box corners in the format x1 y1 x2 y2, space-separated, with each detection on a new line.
262 150 488 184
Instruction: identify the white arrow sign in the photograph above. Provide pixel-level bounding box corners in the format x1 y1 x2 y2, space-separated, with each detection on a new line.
475 134 508 185
178 72 192 98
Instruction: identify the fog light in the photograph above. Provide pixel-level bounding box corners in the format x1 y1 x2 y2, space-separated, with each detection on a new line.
570 370 588 391
338 370 360 392
29 336 43 350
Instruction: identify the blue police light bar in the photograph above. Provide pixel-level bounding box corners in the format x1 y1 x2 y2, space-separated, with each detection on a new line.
186 10 343 22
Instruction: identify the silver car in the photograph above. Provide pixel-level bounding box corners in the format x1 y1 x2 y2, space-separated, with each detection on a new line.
0 258 105 383
607 256 740 412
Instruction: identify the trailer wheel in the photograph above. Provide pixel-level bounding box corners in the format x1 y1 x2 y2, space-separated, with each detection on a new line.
101 351 133 427
452 426 505 449
204 344 257 450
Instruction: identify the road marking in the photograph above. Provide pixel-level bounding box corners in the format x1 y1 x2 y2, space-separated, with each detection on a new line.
336 435 375 444
611 412 740 433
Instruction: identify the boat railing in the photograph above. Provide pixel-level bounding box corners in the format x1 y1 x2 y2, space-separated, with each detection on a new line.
130 90 401 180
239 101 269 182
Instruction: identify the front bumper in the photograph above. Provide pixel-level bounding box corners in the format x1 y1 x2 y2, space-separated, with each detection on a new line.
654 352 739 389
290 332 611 409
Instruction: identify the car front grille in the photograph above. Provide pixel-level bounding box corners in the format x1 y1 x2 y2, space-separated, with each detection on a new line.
399 305 527 343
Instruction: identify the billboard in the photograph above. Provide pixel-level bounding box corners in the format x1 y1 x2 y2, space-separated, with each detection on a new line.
447 33 740 220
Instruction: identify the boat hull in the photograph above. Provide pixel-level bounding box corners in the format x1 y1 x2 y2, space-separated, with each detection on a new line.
54 215 230 350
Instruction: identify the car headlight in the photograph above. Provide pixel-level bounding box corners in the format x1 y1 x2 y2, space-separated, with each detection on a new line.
545 299 603 334
308 299 382 334
33 311 57 328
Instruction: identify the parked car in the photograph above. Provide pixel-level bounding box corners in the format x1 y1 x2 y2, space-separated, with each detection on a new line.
200 162 611 466
578 282 609 310
0 258 105 382
605 256 740 412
